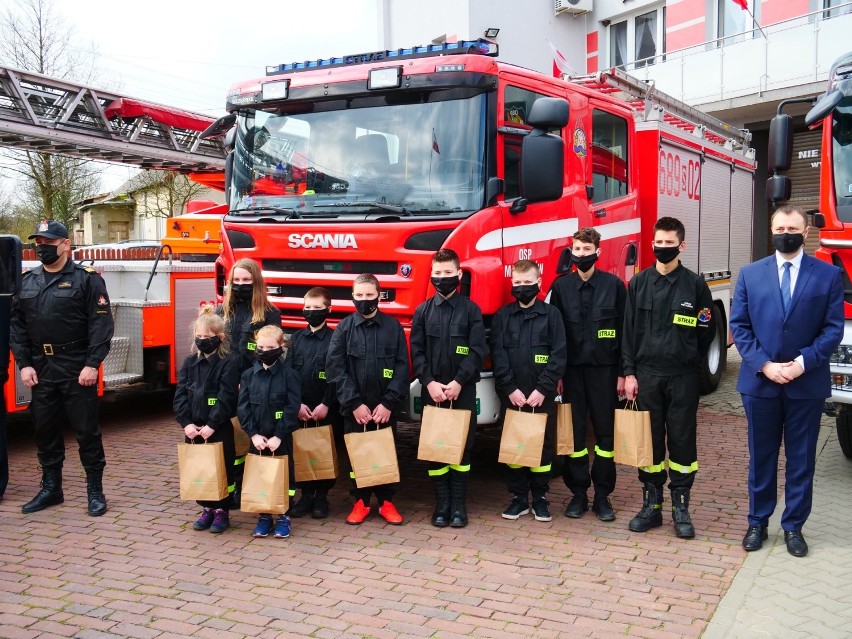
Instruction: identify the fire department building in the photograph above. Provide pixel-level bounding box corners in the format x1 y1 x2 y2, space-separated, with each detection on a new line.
379 0 852 258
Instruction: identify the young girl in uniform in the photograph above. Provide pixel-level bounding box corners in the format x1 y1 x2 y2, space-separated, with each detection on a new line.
174 305 241 533
237 325 301 538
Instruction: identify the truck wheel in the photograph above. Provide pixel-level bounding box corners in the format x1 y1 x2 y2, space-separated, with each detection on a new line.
698 305 726 395
837 410 852 459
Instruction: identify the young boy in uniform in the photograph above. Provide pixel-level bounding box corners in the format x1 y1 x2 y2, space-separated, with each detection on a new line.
410 249 485 527
490 260 567 522
326 273 410 525
288 287 341 519
549 227 626 521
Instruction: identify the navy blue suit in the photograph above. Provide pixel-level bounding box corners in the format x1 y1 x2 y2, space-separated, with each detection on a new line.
731 253 843 531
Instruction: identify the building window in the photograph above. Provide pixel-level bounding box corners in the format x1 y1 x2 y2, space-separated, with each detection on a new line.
824 0 852 18
634 10 658 68
591 109 629 203
610 21 627 67
717 0 754 44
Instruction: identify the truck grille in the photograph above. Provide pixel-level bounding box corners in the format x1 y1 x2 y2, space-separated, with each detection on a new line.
267 284 396 302
263 259 398 275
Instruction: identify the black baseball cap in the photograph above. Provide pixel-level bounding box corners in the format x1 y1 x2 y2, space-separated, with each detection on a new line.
28 219 68 240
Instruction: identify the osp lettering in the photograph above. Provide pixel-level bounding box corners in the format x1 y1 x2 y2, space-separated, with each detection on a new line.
288 233 358 249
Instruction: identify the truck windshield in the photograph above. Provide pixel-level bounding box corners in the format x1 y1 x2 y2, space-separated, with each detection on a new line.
834 97 852 222
229 94 487 218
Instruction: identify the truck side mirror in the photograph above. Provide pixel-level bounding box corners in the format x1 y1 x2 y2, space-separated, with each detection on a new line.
0 235 23 296
808 210 826 228
556 247 573 274
200 113 237 140
806 89 843 127
527 97 569 129
765 174 791 203
768 114 793 172
519 98 569 205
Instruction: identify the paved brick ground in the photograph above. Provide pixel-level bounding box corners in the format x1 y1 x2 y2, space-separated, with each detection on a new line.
0 356 755 639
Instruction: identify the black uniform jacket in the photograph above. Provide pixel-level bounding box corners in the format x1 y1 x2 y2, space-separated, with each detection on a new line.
410 292 486 387
174 352 240 431
622 263 715 377
10 260 114 381
288 324 337 410
217 303 282 372
489 299 568 401
326 311 409 414
550 269 626 372
237 359 301 440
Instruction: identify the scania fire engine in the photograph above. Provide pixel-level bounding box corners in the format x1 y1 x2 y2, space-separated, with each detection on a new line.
207 39 756 424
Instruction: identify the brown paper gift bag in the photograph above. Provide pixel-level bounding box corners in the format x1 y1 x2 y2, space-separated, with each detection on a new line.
231 416 250 458
498 408 547 468
344 425 400 488
417 403 470 465
614 400 654 467
556 402 574 455
177 441 228 501
240 452 290 514
292 423 339 482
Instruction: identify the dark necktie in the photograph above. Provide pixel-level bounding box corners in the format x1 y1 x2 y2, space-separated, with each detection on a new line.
781 262 792 314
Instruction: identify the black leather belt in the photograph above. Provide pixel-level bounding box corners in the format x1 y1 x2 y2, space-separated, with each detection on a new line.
38 339 87 356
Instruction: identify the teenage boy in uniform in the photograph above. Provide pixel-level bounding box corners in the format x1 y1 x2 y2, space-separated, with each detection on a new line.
326 273 409 525
410 249 485 528
288 287 341 519
490 260 566 522
622 216 715 539
550 227 626 521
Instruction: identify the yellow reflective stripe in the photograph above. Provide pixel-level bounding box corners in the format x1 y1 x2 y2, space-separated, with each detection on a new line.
288 489 296 496
349 471 356 479
428 466 450 477
530 464 551 473
640 462 666 473
594 446 614 458
506 464 523 469
233 456 246 466
668 460 699 474
449 464 471 472
569 448 588 458
228 483 236 494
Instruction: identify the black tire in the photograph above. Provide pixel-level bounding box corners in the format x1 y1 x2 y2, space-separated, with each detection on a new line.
837 409 852 459
698 305 727 395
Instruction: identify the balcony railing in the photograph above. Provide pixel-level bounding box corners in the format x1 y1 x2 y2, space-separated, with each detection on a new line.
617 1 852 106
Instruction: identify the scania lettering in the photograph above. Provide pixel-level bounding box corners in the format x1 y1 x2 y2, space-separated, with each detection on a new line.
209 40 756 424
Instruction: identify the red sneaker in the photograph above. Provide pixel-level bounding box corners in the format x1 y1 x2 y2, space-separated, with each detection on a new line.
346 499 371 525
378 501 403 525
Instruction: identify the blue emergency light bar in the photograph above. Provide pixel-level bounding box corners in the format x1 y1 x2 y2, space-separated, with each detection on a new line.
266 39 498 76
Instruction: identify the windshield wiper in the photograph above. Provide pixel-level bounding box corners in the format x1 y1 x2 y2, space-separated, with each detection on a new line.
313 201 412 216
231 206 303 219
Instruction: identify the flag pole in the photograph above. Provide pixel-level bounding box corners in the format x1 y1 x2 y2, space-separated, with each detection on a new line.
742 3 767 39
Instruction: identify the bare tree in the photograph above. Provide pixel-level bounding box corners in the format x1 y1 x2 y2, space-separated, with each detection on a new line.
0 0 101 229
130 171 209 218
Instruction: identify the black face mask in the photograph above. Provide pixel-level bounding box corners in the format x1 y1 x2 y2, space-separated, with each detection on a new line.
511 284 539 305
353 297 378 316
772 233 805 254
194 336 221 355
303 308 330 328
231 283 253 303
35 244 61 266
653 245 681 264
431 276 460 296
572 253 598 273
256 347 283 366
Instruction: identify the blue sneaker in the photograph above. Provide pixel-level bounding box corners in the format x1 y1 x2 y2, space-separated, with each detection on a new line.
252 514 273 537
274 514 291 539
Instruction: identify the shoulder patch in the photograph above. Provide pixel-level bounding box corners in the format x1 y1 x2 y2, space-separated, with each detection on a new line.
83 267 96 273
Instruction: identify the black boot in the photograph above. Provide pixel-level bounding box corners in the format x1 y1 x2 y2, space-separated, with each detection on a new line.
22 467 64 514
431 474 451 527
671 488 695 539
289 490 315 518
86 469 108 517
628 483 663 532
449 471 469 528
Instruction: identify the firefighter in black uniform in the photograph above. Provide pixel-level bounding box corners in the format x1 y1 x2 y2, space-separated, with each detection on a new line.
326 273 409 526
622 217 715 539
490 260 567 522
11 220 114 516
287 286 342 519
410 248 485 528
550 227 626 521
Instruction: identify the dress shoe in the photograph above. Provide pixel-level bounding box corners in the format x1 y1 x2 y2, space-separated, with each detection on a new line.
784 530 808 557
742 525 768 551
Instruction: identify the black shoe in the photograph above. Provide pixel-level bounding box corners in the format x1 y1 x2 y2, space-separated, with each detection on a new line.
501 496 530 520
592 496 616 522
531 498 552 522
448 471 469 528
289 493 314 518
784 530 808 557
312 493 329 519
86 470 107 517
431 475 451 528
670 488 694 539
564 493 589 518
628 484 663 532
742 525 768 551
22 468 64 514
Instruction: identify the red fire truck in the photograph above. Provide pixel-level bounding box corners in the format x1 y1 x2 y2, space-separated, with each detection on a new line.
767 52 852 457
207 40 756 424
